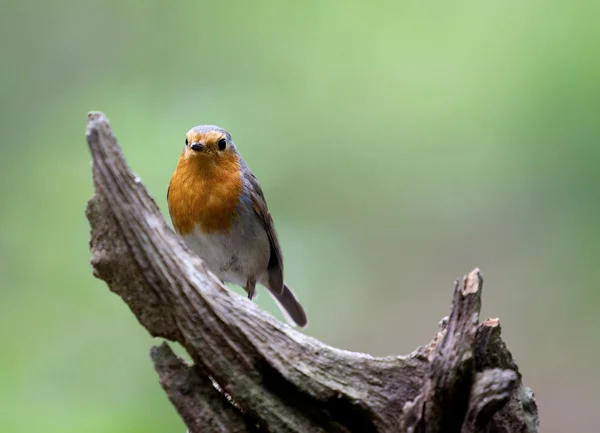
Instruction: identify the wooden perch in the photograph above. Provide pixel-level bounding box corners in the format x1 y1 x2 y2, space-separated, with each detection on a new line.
85 112 539 433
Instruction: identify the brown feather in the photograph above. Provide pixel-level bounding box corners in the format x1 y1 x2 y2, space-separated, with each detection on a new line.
245 170 285 294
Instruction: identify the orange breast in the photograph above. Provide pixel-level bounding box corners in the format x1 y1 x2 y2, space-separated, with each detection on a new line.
168 151 243 235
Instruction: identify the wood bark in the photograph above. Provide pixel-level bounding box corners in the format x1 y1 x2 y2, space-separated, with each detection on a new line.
85 112 539 432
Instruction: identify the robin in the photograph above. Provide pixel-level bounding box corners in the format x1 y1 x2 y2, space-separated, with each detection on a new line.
167 125 308 327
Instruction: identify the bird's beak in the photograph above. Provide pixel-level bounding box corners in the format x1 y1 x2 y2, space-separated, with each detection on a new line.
190 142 205 152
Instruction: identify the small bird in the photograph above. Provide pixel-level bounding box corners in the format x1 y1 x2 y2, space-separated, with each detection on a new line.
167 125 307 327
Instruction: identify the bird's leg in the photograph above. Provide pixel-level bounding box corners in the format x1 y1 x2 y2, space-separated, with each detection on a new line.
246 276 257 300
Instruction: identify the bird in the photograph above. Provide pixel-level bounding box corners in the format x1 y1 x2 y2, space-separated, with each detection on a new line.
167 125 307 327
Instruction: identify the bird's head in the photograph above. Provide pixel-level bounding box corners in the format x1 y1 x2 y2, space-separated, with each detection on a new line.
182 125 237 161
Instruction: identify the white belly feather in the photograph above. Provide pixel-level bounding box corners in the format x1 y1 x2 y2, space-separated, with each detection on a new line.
182 218 270 287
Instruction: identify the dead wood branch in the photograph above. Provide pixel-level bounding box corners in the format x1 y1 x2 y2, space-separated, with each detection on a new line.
85 112 539 433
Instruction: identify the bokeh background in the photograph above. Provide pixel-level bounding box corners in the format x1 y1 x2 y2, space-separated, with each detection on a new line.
1 1 598 432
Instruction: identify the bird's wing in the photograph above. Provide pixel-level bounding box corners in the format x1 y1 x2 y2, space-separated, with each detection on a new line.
244 167 285 294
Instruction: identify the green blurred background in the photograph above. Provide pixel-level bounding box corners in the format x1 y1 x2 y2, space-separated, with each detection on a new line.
1 1 598 431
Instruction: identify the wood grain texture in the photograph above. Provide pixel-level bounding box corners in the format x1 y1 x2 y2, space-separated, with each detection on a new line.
85 112 539 433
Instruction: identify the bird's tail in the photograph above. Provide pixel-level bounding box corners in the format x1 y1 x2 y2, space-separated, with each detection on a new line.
268 284 308 328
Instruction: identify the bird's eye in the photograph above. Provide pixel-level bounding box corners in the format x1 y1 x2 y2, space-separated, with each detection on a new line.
218 138 227 150
185 138 188 146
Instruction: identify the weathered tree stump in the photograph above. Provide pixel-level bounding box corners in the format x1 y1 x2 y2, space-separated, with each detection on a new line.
85 112 539 433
